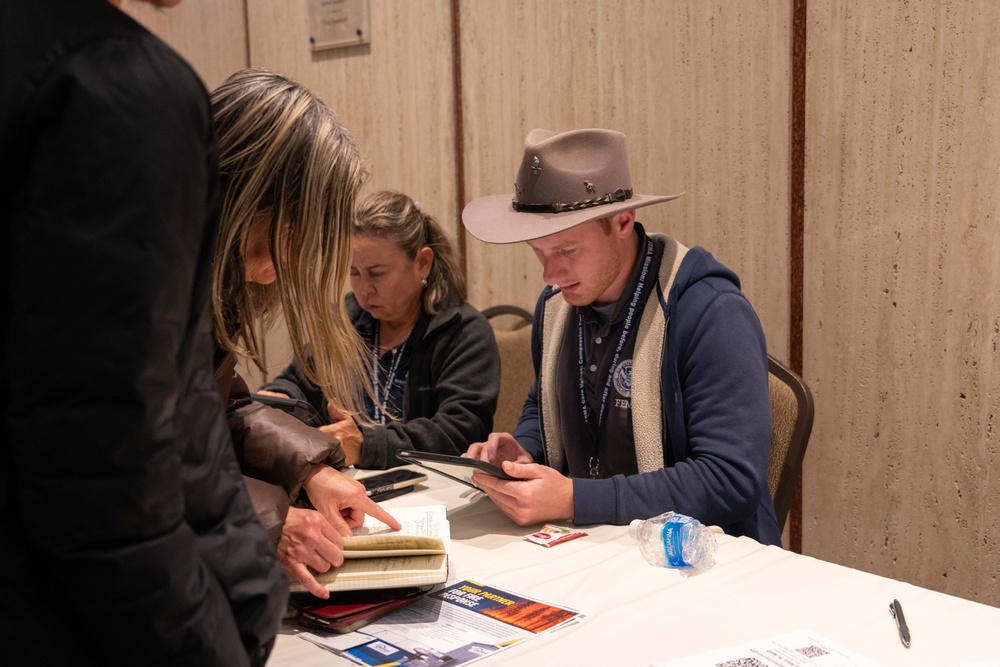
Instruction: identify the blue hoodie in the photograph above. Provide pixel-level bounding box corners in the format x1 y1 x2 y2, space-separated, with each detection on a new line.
513 229 781 546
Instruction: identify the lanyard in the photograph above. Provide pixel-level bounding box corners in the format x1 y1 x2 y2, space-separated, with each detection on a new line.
576 237 655 478
371 322 410 425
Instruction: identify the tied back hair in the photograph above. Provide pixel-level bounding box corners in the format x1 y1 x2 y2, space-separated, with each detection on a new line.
354 190 467 313
210 68 371 418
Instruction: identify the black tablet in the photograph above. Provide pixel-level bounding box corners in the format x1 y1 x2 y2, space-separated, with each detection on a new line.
395 450 522 489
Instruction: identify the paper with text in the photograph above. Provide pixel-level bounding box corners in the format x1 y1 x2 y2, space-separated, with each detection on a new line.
288 505 450 593
651 629 880 666
342 505 449 558
300 579 585 666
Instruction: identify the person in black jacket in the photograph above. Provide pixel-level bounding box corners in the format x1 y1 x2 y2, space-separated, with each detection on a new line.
1 1 287 665
260 191 500 469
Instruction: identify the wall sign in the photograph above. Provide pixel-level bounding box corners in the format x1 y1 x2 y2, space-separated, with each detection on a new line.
308 0 370 52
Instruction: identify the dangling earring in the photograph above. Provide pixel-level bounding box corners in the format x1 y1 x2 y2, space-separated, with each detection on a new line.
421 278 428 288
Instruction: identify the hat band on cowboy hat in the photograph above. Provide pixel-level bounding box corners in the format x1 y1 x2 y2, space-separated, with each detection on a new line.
462 127 684 244
511 187 633 214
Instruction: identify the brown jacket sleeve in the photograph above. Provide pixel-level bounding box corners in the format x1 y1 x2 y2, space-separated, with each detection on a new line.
215 351 346 501
241 476 291 542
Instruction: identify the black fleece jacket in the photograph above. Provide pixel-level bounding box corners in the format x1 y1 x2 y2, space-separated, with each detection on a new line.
261 293 500 469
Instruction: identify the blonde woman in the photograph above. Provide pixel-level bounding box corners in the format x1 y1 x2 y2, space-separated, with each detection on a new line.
260 190 500 469
210 69 399 598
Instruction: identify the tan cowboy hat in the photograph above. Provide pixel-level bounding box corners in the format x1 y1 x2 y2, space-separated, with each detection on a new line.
462 128 684 244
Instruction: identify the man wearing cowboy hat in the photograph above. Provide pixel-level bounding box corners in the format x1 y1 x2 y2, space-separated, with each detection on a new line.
462 128 780 546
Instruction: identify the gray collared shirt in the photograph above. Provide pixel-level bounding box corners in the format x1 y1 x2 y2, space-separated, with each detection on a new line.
553 226 665 479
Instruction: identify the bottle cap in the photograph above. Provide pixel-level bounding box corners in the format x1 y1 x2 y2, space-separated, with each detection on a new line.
628 519 641 539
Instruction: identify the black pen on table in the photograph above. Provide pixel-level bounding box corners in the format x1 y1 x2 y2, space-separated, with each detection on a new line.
890 599 911 648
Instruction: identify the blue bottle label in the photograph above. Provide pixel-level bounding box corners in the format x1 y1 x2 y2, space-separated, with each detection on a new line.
661 514 695 568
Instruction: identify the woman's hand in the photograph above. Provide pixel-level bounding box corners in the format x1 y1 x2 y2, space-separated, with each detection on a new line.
277 506 345 599
303 465 402 533
321 403 364 467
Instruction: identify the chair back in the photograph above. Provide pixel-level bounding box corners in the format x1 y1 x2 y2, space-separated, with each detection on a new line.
483 305 534 434
766 354 814 535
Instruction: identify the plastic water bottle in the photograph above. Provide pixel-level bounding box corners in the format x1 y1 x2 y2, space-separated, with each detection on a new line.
628 512 717 574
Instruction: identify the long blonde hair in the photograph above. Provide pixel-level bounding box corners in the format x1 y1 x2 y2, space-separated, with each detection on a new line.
210 68 370 417
354 190 467 314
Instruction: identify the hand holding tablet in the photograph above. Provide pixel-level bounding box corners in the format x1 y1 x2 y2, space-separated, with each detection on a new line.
395 450 523 490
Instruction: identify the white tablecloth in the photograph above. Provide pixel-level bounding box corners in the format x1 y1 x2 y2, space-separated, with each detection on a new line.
268 468 1000 666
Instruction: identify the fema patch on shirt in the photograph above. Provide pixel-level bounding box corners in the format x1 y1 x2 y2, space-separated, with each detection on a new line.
613 359 632 397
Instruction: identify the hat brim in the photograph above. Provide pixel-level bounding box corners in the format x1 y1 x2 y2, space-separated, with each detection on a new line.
462 192 685 244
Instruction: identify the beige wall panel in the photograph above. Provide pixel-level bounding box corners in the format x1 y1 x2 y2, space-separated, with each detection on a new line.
244 0 457 220
121 0 248 90
804 1 1000 605
459 1 792 360
239 0 458 388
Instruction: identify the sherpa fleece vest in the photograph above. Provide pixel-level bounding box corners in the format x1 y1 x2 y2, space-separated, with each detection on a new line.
538 234 689 474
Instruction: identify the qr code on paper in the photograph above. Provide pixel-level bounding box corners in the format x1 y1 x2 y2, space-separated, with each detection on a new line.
715 658 766 667
796 644 829 658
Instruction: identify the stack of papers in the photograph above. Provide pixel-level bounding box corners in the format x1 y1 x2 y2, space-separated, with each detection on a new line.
300 579 585 666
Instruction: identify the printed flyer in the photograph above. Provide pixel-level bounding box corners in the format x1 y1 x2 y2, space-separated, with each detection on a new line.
299 579 585 666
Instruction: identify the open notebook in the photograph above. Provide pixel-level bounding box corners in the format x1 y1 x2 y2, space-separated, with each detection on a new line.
288 505 450 593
